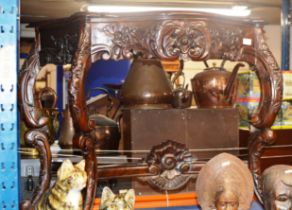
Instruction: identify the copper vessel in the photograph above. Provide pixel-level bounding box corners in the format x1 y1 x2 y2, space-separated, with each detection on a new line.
172 85 192 109
37 87 58 145
191 61 244 108
58 104 74 149
172 60 192 109
120 58 173 109
89 114 120 152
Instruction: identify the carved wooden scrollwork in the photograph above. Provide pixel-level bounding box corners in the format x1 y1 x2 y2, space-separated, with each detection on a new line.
102 24 150 59
20 130 52 210
91 20 210 61
238 26 282 203
248 128 276 203
69 22 93 132
153 20 210 60
208 26 244 60
24 130 52 207
69 22 97 210
19 47 48 128
19 41 53 209
144 140 193 191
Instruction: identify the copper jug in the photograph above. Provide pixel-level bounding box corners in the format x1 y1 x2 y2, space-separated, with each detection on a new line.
120 58 173 109
191 60 244 108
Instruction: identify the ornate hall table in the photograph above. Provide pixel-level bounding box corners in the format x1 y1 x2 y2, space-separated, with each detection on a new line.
19 12 282 210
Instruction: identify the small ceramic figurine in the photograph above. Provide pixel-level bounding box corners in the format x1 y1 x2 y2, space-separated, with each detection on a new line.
36 159 87 210
100 187 135 210
196 153 254 210
262 164 292 210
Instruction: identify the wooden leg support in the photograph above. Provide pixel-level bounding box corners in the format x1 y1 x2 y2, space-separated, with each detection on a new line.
79 135 97 210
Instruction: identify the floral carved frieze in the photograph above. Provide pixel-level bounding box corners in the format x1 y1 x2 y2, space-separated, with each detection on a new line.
153 20 210 60
91 20 210 61
208 26 244 60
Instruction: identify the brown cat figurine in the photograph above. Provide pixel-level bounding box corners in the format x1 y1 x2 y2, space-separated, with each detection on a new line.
100 187 135 210
34 159 87 210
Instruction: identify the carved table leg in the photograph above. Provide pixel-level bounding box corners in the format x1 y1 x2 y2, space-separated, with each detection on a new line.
79 135 97 210
19 42 53 209
69 22 96 210
20 130 52 210
239 27 283 203
248 128 276 203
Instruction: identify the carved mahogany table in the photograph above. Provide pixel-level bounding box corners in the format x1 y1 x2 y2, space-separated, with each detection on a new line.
19 12 282 209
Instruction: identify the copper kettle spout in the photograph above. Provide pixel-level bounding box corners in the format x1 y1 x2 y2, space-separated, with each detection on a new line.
224 63 245 101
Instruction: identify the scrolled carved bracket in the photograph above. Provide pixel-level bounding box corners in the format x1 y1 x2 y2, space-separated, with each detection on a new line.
69 22 93 133
241 27 282 204
248 128 276 204
143 140 194 191
19 39 53 209
20 129 52 210
18 47 48 128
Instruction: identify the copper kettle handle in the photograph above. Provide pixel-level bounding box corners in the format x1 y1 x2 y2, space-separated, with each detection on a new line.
171 60 185 88
88 87 115 116
203 60 209 68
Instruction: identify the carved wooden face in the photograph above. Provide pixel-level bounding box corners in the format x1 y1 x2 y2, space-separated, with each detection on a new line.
196 153 254 210
264 180 292 210
215 190 239 210
263 165 292 210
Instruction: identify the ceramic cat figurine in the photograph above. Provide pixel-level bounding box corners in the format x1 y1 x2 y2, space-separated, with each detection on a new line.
100 187 135 210
36 159 87 210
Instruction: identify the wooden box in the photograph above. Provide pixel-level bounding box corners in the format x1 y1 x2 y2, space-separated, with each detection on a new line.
121 108 240 195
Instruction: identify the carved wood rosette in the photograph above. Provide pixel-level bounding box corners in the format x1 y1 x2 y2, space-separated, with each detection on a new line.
144 140 194 191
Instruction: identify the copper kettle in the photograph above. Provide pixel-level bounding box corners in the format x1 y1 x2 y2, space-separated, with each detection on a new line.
191 60 244 108
172 60 192 109
120 57 173 109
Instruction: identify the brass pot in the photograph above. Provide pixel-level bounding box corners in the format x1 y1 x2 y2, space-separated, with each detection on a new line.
120 58 173 109
191 61 244 108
